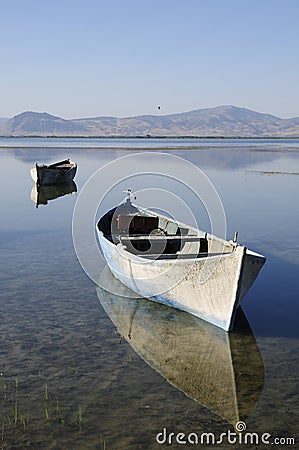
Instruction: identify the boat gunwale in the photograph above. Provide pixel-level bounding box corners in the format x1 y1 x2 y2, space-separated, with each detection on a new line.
98 231 236 264
97 202 266 263
38 159 77 170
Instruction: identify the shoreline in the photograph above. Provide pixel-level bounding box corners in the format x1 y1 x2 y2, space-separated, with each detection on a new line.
2 145 299 153
1 135 299 140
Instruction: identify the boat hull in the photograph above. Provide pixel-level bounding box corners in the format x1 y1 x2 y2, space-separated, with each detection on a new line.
30 162 77 185
97 232 266 331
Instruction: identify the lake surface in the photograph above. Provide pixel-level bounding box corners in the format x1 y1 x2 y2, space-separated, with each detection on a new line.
0 138 298 449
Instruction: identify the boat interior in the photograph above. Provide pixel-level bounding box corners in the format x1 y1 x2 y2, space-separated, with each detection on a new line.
98 202 234 260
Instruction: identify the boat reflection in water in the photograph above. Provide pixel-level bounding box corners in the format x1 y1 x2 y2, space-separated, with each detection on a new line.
97 267 264 425
30 181 77 207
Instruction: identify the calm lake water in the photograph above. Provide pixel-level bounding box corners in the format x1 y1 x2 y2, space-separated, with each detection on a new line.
0 138 298 449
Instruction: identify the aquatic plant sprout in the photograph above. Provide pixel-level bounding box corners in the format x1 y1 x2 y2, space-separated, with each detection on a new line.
72 152 227 296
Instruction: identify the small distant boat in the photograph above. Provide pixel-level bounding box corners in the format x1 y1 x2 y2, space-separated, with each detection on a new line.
96 191 266 332
30 181 77 207
30 159 77 185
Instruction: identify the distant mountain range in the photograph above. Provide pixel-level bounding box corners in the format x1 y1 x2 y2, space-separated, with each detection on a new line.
1 106 299 137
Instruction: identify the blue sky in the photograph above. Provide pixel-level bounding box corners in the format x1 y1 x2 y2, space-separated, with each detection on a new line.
0 0 298 119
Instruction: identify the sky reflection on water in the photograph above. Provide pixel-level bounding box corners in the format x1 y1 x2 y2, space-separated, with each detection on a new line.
0 139 298 448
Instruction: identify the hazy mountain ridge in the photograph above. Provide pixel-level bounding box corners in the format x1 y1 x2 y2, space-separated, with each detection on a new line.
1 111 88 136
1 106 299 137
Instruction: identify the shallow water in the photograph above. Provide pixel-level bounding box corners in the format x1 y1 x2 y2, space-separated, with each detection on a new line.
0 139 298 449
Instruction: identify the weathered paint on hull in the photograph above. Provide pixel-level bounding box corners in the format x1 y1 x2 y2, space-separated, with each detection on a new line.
30 165 77 185
98 232 266 331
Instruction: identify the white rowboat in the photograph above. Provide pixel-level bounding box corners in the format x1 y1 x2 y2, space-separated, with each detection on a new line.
96 195 266 331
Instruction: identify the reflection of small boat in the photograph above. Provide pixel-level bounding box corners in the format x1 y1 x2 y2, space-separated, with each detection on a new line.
97 267 264 425
96 192 266 331
30 159 77 185
31 181 77 207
